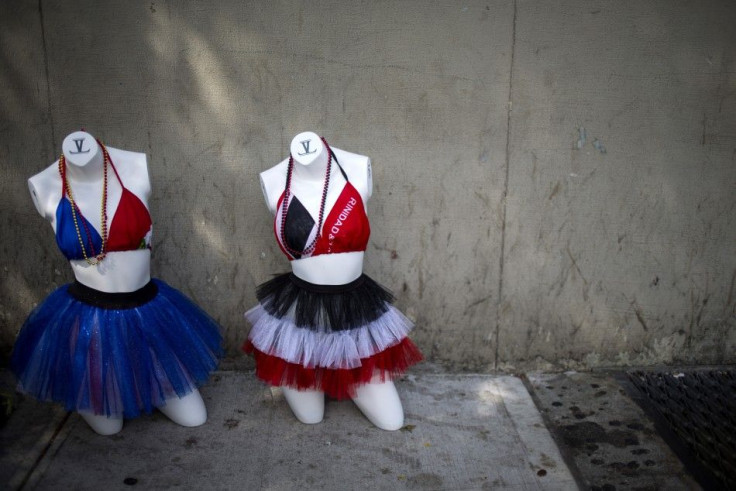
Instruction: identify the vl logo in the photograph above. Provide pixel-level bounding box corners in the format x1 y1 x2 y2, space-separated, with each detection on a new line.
69 138 90 154
297 139 317 156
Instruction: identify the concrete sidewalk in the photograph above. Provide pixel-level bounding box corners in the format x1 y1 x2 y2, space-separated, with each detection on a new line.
0 368 699 490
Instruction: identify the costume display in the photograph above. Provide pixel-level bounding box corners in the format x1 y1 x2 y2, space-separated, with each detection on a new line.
12 138 222 420
55 151 152 260
243 136 422 400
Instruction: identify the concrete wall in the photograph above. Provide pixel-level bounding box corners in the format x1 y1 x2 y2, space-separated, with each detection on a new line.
1 0 734 371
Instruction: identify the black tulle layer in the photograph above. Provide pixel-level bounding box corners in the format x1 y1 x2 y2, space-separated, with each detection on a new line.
256 273 395 331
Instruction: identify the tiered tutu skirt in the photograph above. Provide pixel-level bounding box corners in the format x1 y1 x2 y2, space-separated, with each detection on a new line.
11 279 223 418
242 273 423 399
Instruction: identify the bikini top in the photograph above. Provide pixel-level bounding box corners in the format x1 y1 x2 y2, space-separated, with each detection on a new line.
55 159 152 261
274 162 370 260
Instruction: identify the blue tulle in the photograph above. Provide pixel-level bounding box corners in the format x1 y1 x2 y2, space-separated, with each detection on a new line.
11 279 223 418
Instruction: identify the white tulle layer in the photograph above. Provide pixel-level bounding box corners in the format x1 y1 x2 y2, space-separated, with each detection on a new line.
245 305 414 369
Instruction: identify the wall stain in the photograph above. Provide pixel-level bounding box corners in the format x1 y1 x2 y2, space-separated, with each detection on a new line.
466 295 492 311
629 300 648 332
548 181 561 200
726 269 736 312
566 245 590 301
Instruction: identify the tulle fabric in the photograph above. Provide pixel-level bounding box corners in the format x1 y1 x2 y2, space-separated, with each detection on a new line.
246 306 414 369
11 279 223 418
256 273 394 330
243 338 423 400
243 273 422 399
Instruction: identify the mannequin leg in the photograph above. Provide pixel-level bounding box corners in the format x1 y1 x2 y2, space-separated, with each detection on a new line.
282 387 325 424
352 380 404 431
158 389 208 427
79 412 124 436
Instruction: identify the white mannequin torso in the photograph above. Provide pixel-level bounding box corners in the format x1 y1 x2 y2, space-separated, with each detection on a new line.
257 131 404 430
28 131 152 293
259 131 373 285
26 131 206 434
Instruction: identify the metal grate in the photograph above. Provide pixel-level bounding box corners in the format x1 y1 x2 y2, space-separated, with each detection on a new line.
627 369 736 490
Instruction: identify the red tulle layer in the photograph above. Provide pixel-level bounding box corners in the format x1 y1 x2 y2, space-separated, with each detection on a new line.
242 338 423 400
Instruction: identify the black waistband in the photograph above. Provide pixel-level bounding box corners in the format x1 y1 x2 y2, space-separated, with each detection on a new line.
67 280 159 309
288 273 366 294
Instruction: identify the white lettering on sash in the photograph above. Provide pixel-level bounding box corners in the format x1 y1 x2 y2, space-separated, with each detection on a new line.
328 197 357 252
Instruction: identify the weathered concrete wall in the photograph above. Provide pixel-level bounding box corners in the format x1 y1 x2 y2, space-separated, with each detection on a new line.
498 0 736 370
1 1 734 370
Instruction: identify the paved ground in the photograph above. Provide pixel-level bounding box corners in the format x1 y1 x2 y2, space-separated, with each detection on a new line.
527 372 699 491
0 366 703 490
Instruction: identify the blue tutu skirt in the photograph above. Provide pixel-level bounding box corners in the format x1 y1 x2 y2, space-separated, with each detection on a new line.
11 279 223 418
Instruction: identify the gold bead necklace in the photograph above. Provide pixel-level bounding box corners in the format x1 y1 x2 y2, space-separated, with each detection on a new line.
58 141 110 265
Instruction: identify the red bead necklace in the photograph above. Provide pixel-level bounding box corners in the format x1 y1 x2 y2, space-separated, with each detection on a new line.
279 136 333 257
58 138 111 265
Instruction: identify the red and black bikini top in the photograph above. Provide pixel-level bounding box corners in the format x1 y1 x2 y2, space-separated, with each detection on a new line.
55 159 152 261
274 163 370 261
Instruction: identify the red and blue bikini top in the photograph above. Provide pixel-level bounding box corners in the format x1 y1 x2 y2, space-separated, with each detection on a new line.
274 162 370 260
55 159 152 261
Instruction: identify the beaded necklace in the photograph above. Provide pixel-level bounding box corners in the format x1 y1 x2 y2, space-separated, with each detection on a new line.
279 136 333 257
58 139 110 265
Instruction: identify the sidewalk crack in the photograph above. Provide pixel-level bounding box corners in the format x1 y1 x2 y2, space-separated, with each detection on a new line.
16 412 70 490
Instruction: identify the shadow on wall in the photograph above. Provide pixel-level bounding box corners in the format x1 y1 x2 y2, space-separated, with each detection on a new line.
1 2 508 367
4 2 734 370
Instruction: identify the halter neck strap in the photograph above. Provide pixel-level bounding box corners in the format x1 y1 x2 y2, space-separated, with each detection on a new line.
331 149 348 182
100 140 124 187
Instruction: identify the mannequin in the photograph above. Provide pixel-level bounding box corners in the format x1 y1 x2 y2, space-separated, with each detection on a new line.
244 131 423 430
13 131 222 435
